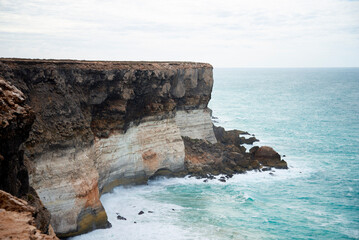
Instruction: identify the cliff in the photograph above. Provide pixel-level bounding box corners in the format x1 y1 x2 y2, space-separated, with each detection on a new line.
0 59 216 237
0 58 286 238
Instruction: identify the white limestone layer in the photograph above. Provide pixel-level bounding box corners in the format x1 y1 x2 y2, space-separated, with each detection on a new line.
29 117 185 235
94 117 185 192
175 109 217 144
30 147 101 234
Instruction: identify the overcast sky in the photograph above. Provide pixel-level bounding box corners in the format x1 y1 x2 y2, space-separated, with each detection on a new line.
0 0 358 67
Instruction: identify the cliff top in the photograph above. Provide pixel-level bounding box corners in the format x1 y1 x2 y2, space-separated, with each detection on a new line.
0 58 212 70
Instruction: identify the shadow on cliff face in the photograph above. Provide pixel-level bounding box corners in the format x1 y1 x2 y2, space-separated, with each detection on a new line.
0 78 34 196
0 78 54 237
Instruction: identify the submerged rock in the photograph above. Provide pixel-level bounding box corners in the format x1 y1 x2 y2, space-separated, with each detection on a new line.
225 174 233 179
218 176 227 182
116 213 127 220
117 216 127 220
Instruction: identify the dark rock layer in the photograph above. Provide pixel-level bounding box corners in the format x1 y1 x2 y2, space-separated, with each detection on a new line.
0 78 34 196
0 59 213 162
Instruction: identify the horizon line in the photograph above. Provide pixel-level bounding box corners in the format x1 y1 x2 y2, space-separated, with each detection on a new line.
214 66 359 68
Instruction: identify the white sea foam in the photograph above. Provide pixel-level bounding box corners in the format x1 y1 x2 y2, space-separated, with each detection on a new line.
71 164 309 240
71 184 203 240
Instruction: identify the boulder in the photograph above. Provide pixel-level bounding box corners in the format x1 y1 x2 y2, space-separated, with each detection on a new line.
254 146 288 169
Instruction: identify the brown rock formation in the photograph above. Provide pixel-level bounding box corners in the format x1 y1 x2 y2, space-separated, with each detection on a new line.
0 190 58 240
213 125 258 145
180 126 287 177
253 146 288 169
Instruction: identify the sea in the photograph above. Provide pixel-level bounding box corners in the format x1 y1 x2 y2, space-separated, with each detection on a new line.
71 68 359 240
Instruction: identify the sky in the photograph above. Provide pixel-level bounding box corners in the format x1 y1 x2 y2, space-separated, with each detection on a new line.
0 0 358 67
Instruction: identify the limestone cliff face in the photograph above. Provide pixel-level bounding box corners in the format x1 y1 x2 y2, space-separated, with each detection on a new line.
0 59 215 237
176 109 217 143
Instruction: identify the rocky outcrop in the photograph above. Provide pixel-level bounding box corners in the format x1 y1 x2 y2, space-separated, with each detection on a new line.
0 79 54 238
252 146 288 169
0 190 58 240
0 59 214 237
181 126 287 177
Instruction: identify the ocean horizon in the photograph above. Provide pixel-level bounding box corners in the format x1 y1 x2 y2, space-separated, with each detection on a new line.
71 67 359 240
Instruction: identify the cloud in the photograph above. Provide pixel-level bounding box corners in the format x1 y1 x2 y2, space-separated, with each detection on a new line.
0 0 358 67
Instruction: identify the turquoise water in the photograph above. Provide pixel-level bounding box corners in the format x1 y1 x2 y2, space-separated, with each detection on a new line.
72 68 359 240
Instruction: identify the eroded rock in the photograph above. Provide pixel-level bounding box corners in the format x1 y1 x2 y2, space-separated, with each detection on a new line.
0 190 59 240
253 146 288 169
182 126 288 178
